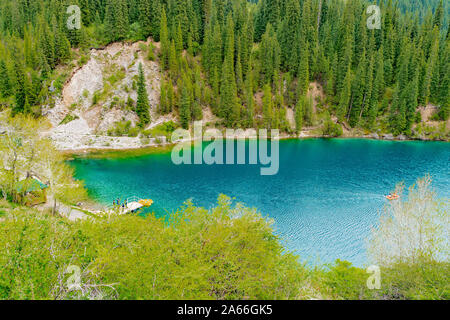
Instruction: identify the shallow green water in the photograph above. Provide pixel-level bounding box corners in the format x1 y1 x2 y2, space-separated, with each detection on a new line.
71 139 449 266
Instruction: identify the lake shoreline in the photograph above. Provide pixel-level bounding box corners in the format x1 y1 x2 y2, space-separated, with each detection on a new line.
64 134 447 159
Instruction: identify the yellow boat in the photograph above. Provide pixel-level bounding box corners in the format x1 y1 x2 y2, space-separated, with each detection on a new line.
139 199 154 207
385 193 400 201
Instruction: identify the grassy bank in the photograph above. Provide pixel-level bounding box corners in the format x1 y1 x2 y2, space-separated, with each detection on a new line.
63 135 449 162
64 144 174 160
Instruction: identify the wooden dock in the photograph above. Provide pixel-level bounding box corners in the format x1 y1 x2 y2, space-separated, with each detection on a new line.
106 196 150 215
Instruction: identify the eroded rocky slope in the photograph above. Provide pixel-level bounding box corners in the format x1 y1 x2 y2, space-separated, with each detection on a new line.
42 40 173 150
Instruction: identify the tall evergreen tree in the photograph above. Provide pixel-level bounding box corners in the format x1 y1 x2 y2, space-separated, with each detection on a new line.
260 24 280 85
139 0 152 36
219 16 239 126
295 97 303 133
159 79 168 114
262 83 273 129
0 60 11 98
179 79 192 129
160 7 169 69
297 41 310 97
337 66 352 122
136 63 151 126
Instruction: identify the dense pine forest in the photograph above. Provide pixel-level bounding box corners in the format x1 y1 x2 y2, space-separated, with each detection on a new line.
395 0 448 25
0 0 448 136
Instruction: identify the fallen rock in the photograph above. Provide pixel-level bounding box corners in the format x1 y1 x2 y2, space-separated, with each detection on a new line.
42 98 69 127
52 117 93 135
63 55 104 110
97 107 140 134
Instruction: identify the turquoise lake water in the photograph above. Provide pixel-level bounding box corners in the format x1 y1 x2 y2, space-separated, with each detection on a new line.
70 139 449 266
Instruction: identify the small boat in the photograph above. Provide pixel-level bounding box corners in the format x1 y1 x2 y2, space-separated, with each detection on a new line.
385 193 400 200
139 199 154 207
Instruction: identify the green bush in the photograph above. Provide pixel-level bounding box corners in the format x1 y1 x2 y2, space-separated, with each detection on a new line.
92 90 100 105
59 114 79 125
107 69 126 86
147 44 155 61
127 126 140 137
0 196 307 300
323 260 369 299
108 120 130 136
320 260 450 300
107 121 140 137
143 121 178 139
322 120 343 137
78 54 89 67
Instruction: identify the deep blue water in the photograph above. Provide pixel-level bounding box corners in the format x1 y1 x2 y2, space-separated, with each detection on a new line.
70 139 450 266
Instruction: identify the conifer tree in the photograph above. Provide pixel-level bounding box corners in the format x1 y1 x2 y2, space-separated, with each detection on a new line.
297 41 310 97
219 16 238 126
389 86 407 135
244 68 255 128
175 23 183 54
0 60 11 98
210 22 223 75
372 49 385 102
240 17 253 77
139 0 152 36
327 53 338 98
136 63 151 126
159 79 167 114
295 97 303 133
23 26 35 68
151 0 162 40
421 32 439 105
349 51 366 127
236 50 243 94
437 43 449 120
160 8 169 69
179 80 191 129
364 55 377 129
336 35 352 99
338 66 352 122
404 70 419 132
187 33 194 56
167 79 175 113
168 40 178 76
116 0 129 40
12 59 27 114
39 19 55 69
262 83 273 129
260 24 280 85
433 0 444 29
303 95 314 126
278 0 300 71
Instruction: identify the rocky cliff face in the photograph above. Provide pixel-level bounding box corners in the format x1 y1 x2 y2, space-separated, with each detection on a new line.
43 40 167 150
